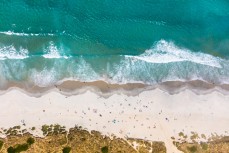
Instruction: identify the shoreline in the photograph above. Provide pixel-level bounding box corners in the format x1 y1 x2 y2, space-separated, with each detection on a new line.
1 80 229 98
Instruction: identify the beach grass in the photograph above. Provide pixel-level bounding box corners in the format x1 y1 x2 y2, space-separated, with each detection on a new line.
0 125 166 153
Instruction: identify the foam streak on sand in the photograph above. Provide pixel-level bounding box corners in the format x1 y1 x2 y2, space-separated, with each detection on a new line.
0 85 229 152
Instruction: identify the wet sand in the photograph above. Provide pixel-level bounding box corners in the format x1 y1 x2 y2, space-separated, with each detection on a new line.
1 80 229 96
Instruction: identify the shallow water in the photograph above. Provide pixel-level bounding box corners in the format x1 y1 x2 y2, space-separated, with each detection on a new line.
0 0 229 87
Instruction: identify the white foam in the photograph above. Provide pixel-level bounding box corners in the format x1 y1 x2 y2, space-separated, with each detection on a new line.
126 40 222 68
30 68 57 87
0 31 55 36
0 31 29 36
42 42 68 59
70 58 100 81
0 45 29 60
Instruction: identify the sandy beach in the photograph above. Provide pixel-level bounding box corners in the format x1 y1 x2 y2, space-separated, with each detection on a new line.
1 1 229 152
0 82 229 152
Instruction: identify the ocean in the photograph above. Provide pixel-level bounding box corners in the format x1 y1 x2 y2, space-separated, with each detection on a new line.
0 0 229 88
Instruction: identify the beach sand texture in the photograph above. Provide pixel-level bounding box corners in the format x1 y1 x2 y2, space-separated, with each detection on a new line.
0 83 229 152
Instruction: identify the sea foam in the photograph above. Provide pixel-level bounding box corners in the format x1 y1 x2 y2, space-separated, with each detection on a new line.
126 40 222 68
0 45 29 60
30 68 57 87
42 42 69 59
0 31 55 37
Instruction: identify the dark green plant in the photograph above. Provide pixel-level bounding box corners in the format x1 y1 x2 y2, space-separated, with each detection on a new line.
0 140 3 150
187 146 197 153
27 137 35 145
8 144 29 153
200 142 208 150
101 146 108 153
62 146 71 153
7 146 15 153
41 125 49 135
14 143 29 152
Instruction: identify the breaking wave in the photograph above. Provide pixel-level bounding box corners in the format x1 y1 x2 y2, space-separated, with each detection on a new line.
0 45 29 60
0 40 229 88
42 42 69 59
0 31 55 37
126 40 222 68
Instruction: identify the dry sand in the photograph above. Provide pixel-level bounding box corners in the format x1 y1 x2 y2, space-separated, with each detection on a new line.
0 85 229 153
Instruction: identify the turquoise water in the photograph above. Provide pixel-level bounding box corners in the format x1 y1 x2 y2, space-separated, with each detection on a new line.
0 0 229 87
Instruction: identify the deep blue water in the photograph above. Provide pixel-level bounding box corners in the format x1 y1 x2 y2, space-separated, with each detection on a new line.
0 0 229 87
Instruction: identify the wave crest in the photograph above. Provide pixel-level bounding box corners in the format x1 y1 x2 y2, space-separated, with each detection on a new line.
0 45 28 60
126 40 222 68
0 31 55 37
42 42 69 59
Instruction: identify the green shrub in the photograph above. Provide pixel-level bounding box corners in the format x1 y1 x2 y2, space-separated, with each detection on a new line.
27 137 35 145
7 146 15 153
62 146 71 153
41 125 49 135
0 140 3 150
200 142 208 150
178 132 184 137
101 146 108 153
187 146 197 153
7 143 29 153
14 143 29 152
